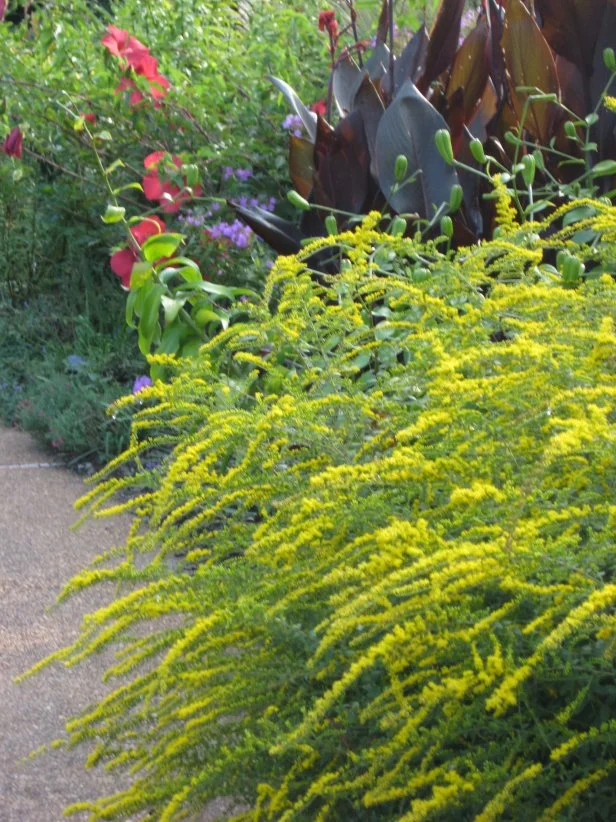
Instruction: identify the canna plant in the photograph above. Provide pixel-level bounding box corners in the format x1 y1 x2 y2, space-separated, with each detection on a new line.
234 0 616 251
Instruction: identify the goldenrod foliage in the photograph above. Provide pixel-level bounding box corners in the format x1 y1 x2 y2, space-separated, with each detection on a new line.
27 198 616 819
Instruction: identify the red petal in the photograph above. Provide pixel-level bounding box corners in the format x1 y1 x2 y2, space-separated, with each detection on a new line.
130 215 166 245
143 151 166 169
110 248 137 288
101 25 128 57
142 171 164 201
131 52 159 78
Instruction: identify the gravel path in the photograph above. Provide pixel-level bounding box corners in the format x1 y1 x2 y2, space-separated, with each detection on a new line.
0 428 241 821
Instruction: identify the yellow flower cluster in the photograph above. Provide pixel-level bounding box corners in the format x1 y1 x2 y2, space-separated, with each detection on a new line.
25 191 616 820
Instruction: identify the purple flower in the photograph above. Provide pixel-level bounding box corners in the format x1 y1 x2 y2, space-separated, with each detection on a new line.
236 167 253 181
223 166 234 180
282 114 303 138
207 219 253 249
132 375 153 394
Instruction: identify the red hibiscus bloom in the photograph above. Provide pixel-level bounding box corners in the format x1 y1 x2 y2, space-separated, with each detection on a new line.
103 24 170 106
311 99 327 117
142 151 202 214
101 25 149 67
110 215 166 288
2 126 23 159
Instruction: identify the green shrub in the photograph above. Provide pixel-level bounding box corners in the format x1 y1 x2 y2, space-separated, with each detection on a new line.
26 189 616 818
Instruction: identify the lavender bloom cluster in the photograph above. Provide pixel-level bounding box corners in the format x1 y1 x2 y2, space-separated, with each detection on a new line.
282 113 303 138
207 219 253 249
132 375 153 394
223 166 253 181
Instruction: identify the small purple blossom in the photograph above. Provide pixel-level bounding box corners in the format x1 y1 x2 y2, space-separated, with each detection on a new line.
282 113 303 138
207 219 253 249
133 375 153 394
223 166 234 180
236 167 253 181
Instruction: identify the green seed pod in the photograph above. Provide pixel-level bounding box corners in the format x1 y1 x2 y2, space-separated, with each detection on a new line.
325 214 337 235
448 183 464 213
604 47 616 72
521 154 536 187
563 121 578 140
440 215 453 239
469 138 487 165
390 216 407 236
394 154 409 182
435 129 454 165
287 190 311 211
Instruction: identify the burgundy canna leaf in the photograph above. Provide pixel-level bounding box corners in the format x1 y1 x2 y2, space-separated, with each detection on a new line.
447 15 490 125
289 135 315 199
535 0 607 79
502 0 560 144
417 0 466 93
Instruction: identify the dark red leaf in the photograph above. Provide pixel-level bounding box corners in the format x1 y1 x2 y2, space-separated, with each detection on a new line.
353 75 386 178
502 0 560 144
375 0 390 44
447 15 490 125
231 203 303 256
313 110 373 215
418 0 466 93
535 0 607 78
289 135 315 199
555 55 586 117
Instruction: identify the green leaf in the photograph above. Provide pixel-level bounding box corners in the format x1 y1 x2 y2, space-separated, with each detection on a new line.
130 262 153 290
138 285 165 356
112 182 144 195
141 233 184 263
374 80 459 218
105 158 125 175
101 204 125 224
161 295 185 325
590 159 616 177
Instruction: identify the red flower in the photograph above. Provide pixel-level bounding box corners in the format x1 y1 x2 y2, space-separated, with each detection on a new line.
142 151 202 214
103 24 170 106
311 99 327 117
2 126 23 159
80 112 97 125
0 1 6 22
318 10 338 37
101 25 149 68
110 216 166 288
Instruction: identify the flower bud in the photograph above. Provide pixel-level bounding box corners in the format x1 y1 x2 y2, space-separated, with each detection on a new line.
440 215 453 239
390 216 407 236
394 154 408 182
563 121 578 140
469 138 487 165
521 154 536 187
287 190 311 211
604 47 616 72
435 129 454 165
448 184 463 213
325 214 337 235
